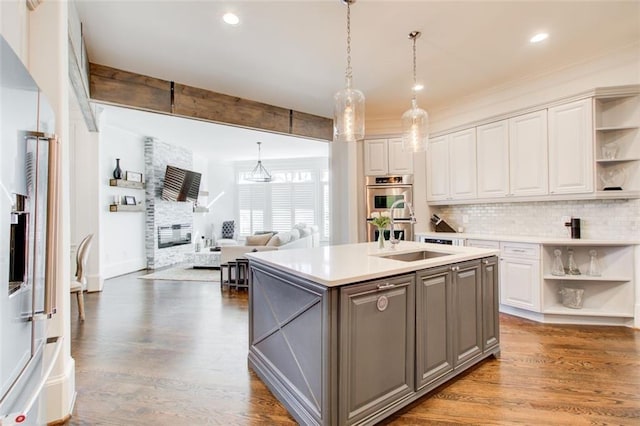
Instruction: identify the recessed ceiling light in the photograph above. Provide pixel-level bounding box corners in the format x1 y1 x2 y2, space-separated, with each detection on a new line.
413 83 424 92
530 32 548 43
223 12 239 25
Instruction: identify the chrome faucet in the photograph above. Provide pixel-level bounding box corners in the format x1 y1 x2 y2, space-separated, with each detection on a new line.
389 199 416 247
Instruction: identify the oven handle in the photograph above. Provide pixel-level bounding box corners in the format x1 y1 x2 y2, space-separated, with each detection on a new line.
366 185 413 189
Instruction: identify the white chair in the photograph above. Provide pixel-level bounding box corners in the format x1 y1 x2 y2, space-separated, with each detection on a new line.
216 220 238 246
70 234 94 321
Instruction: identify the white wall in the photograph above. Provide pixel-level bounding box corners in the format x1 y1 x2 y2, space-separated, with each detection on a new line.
69 89 101 291
99 119 146 278
195 159 235 241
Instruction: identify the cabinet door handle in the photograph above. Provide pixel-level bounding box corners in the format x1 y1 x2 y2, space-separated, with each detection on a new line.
451 266 459 271
377 283 395 290
512 249 526 253
482 259 490 265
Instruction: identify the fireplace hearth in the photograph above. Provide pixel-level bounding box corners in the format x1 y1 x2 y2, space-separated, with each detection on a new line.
158 224 192 249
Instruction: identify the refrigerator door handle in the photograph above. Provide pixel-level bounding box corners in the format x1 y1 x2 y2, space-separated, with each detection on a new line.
44 135 59 318
1 337 63 423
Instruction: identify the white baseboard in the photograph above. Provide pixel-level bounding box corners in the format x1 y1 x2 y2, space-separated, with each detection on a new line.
103 258 146 279
45 357 75 424
86 273 104 292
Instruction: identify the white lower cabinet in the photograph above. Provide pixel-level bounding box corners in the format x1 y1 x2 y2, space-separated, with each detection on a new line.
468 237 636 326
499 242 541 312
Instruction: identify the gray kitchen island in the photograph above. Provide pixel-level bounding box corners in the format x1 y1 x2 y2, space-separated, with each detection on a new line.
245 241 501 426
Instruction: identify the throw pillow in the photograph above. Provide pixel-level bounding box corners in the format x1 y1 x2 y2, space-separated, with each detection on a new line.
289 228 300 240
266 231 292 247
245 233 273 246
298 227 311 237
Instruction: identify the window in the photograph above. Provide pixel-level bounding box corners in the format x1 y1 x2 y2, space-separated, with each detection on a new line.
236 158 329 241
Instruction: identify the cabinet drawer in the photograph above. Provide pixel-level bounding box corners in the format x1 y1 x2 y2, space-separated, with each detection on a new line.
500 242 540 260
466 239 500 249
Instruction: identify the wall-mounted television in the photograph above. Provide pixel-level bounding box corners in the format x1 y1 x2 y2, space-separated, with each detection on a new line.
161 165 201 203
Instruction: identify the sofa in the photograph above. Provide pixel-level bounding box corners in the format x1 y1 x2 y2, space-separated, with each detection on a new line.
219 224 320 274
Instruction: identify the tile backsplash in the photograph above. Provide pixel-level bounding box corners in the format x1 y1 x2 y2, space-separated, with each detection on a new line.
433 199 640 240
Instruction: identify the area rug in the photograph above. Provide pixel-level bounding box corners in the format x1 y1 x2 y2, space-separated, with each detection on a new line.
139 264 220 282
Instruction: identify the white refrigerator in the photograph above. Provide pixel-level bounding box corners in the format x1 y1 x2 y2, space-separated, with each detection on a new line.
0 36 61 425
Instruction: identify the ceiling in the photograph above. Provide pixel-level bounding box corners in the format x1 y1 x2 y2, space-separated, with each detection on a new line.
76 0 640 159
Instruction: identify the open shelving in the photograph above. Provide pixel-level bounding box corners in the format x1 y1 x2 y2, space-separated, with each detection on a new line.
540 243 634 319
594 93 640 195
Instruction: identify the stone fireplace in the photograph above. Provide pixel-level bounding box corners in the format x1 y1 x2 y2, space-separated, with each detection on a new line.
144 137 194 269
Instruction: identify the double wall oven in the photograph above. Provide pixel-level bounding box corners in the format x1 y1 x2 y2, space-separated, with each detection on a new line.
365 175 414 242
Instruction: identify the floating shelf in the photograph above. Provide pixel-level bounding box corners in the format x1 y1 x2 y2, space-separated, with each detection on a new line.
109 204 144 212
109 179 145 189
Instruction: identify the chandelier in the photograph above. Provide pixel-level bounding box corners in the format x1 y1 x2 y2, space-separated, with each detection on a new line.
246 142 272 183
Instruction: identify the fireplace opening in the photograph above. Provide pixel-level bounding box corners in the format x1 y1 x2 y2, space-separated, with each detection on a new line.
158 224 192 249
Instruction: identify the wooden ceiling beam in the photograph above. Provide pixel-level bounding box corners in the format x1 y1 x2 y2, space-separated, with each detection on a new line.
89 63 333 141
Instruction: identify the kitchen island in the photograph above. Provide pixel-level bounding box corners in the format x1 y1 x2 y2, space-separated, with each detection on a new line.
245 241 500 426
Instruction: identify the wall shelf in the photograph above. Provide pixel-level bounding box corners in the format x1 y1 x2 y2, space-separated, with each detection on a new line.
109 179 145 189
109 204 144 212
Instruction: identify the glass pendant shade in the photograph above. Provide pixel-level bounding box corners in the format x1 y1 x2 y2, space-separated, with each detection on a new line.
334 0 364 142
401 98 429 152
334 77 365 142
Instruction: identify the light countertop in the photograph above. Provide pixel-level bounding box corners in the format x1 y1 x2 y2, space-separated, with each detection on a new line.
245 241 499 287
414 231 639 245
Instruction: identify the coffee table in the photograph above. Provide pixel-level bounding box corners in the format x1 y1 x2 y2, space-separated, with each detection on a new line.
185 250 222 269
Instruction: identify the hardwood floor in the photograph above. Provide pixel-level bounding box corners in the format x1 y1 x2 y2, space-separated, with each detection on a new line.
66 271 640 425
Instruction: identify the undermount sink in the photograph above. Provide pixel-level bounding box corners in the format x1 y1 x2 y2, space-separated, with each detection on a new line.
378 250 451 262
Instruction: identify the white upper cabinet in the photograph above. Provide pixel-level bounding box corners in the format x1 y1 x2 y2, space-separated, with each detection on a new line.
476 120 510 198
548 99 594 194
387 138 414 174
426 129 476 201
508 110 548 196
423 86 639 205
364 139 388 175
426 135 450 201
448 128 477 199
364 138 413 175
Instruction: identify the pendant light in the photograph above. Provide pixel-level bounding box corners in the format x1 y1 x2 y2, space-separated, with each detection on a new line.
246 142 272 183
401 31 429 152
333 0 365 142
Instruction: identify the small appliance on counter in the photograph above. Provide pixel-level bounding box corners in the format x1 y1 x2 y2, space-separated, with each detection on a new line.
430 214 456 233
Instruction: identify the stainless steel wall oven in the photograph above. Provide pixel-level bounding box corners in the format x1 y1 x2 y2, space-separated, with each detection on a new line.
365 175 414 242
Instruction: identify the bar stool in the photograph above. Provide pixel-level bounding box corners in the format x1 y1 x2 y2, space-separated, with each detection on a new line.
235 259 249 290
219 262 233 292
